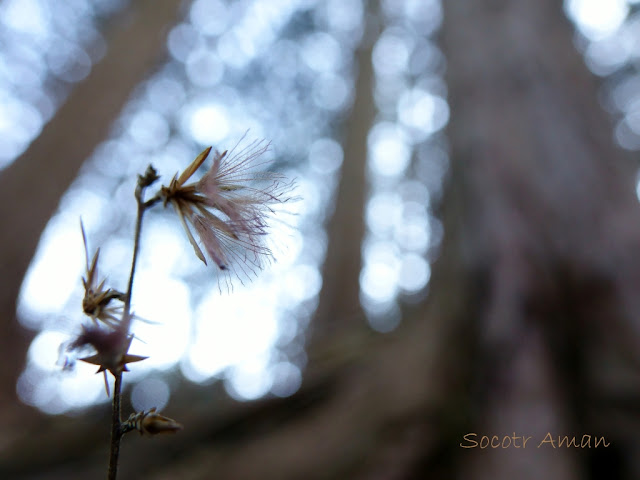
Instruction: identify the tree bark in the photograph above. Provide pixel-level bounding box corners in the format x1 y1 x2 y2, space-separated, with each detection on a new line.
441 1 640 478
310 13 377 342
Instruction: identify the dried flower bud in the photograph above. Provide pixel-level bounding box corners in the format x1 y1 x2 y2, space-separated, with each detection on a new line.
124 408 183 436
70 325 147 375
80 221 125 327
138 164 160 188
67 324 146 395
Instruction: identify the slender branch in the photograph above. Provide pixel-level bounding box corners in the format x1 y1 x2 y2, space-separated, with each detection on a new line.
122 199 146 333
108 168 158 479
108 372 123 480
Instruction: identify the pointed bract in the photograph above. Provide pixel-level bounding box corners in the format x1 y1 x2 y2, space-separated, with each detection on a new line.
177 146 211 187
71 325 147 382
80 352 148 372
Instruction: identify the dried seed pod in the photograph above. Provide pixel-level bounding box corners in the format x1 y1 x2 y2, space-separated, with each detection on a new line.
72 325 147 374
123 408 183 436
80 221 125 327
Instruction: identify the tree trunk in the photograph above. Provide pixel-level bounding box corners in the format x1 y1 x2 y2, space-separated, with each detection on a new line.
441 1 640 478
310 12 377 342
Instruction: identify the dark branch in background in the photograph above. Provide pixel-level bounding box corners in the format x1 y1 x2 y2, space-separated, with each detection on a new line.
309 3 379 344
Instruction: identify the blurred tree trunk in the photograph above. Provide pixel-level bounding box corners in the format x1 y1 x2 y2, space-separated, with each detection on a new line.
442 1 640 479
4 1 640 479
310 11 376 342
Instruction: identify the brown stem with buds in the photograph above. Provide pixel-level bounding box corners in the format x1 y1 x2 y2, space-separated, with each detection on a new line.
108 166 158 480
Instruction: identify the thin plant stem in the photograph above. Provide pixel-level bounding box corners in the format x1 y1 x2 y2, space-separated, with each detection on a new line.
107 180 153 480
108 372 123 480
122 200 146 333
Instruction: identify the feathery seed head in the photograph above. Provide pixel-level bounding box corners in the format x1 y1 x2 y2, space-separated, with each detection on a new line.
159 136 295 285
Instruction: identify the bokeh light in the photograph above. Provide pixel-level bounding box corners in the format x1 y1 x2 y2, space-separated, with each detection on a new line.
0 0 125 170
565 0 628 40
131 377 171 412
17 0 354 413
13 0 639 416
360 1 444 330
13 0 461 414
561 2 640 203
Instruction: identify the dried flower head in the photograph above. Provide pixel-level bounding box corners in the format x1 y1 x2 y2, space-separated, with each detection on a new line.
69 323 147 394
160 137 295 285
80 222 124 327
123 408 183 436
72 325 146 373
